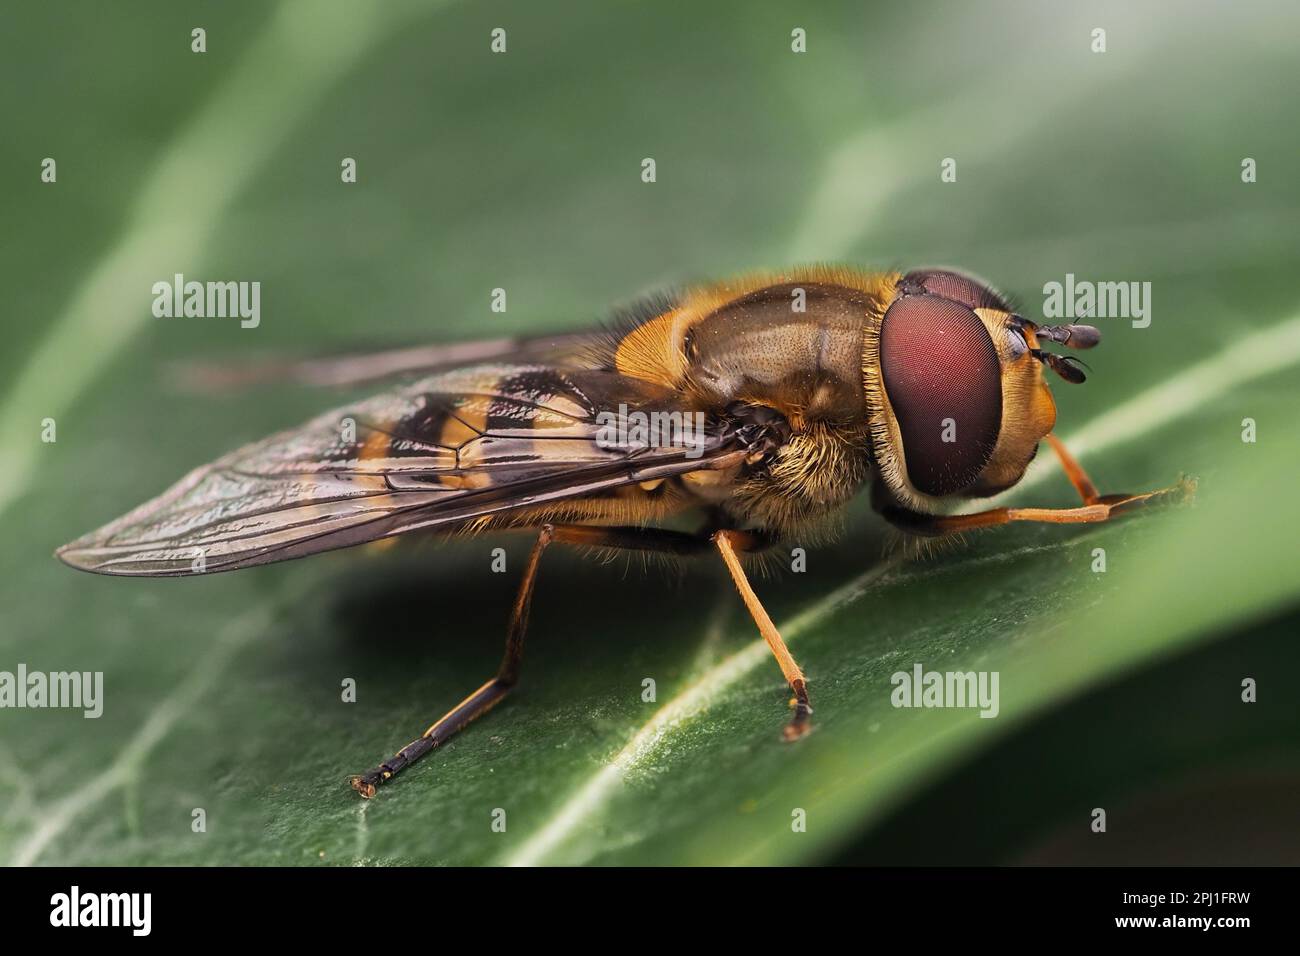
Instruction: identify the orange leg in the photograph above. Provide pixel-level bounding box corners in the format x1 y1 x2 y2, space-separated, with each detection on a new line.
714 530 812 740
1045 433 1101 503
350 523 788 798
879 434 1195 536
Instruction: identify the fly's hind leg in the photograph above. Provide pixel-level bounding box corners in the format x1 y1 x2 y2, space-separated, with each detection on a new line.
350 525 556 798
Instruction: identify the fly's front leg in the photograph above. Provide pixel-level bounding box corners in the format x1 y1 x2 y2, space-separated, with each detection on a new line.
1045 433 1196 508
877 434 1195 537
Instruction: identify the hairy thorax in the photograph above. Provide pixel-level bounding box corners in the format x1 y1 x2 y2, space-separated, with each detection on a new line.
603 271 890 541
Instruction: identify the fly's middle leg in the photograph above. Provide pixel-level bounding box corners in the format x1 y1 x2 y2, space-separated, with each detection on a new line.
713 529 813 741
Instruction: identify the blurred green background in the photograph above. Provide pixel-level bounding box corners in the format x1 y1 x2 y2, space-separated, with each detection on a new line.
1 0 1297 865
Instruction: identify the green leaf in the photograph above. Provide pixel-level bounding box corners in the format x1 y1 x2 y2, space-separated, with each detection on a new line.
2 0 1298 866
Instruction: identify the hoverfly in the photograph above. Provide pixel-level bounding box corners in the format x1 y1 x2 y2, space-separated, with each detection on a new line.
58 267 1192 798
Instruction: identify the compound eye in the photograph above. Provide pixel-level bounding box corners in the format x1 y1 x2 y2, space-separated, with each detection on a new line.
879 294 1003 497
900 269 1011 313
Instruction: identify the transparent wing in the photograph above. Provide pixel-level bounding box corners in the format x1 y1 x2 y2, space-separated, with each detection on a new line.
57 364 741 576
169 330 597 392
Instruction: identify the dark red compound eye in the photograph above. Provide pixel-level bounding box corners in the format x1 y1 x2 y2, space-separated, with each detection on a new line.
879 294 1002 497
900 269 1011 313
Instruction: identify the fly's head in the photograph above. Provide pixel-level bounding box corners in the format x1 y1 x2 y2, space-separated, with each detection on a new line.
864 268 1099 512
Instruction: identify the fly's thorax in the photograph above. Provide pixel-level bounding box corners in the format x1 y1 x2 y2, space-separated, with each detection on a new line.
679 281 872 416
610 268 898 424
602 267 1062 535
863 270 1059 513
605 269 901 537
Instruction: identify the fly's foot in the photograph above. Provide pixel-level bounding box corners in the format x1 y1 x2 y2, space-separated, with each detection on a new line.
349 734 436 797
783 710 813 741
782 680 813 741
349 770 387 799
